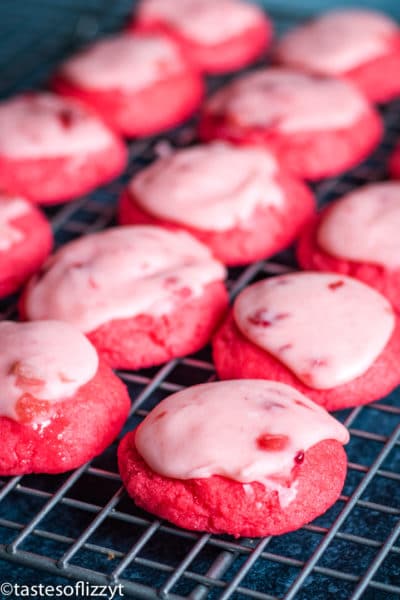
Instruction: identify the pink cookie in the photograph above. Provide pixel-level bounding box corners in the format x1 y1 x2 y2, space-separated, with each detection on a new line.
0 93 126 205
297 182 400 312
199 68 383 181
0 194 52 298
132 0 272 74
119 380 349 537
0 321 130 475
213 272 400 412
20 226 228 370
275 9 400 104
53 32 204 138
118 142 315 266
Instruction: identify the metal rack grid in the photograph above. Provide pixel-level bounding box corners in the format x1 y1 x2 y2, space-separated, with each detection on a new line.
0 2 400 599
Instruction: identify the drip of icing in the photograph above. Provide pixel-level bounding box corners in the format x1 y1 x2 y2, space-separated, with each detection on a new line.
206 68 368 132
61 33 186 92
0 93 114 159
233 273 395 389
135 379 349 507
0 196 30 251
24 226 226 332
317 182 400 269
277 9 398 75
0 321 99 422
131 143 283 231
138 0 264 45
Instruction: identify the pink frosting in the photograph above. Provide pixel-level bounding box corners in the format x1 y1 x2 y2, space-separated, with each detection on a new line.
61 33 186 92
0 93 114 159
0 196 31 252
138 0 264 45
131 143 283 231
207 68 369 132
135 379 349 506
234 273 395 389
317 182 400 269
0 320 99 423
24 226 226 332
277 9 398 75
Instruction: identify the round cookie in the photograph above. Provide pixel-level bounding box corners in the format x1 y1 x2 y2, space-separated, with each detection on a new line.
275 9 400 104
119 142 315 266
389 144 400 180
118 380 349 537
0 320 130 475
213 272 400 412
0 194 53 298
0 93 127 205
52 32 204 138
132 0 272 74
297 182 400 312
199 68 383 181
20 226 228 370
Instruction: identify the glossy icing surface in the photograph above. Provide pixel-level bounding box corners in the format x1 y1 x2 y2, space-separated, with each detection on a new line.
62 33 186 91
0 93 114 159
0 320 98 422
138 0 264 45
135 379 349 506
317 182 400 269
24 226 226 332
277 9 398 75
131 143 283 231
234 273 395 389
0 196 30 251
206 68 368 132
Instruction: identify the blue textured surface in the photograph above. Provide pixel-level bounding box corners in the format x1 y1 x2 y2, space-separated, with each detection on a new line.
0 1 399 599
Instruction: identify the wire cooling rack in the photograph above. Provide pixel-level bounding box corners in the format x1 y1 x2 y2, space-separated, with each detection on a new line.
0 2 400 599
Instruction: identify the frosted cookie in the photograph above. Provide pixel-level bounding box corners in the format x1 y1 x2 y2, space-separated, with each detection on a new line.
53 32 204 138
199 68 382 180
118 380 349 537
0 320 130 475
118 142 315 266
132 0 272 74
0 93 127 205
275 9 400 103
213 272 400 411
297 183 400 312
0 194 52 298
21 226 228 370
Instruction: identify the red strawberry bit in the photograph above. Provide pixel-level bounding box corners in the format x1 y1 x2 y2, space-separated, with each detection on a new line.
174 286 192 299
256 433 289 451
9 362 45 388
294 399 311 409
248 310 289 328
155 410 167 421
88 277 99 290
328 280 344 291
58 372 75 383
310 358 328 368
263 401 284 410
15 393 50 424
278 343 293 353
294 451 304 464
58 109 76 128
164 276 179 288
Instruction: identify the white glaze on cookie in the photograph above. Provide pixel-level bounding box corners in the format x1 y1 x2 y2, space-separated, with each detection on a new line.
206 68 369 132
24 226 226 332
0 93 113 159
0 196 30 251
0 321 98 422
131 143 283 231
317 182 400 269
135 379 349 506
233 273 395 389
61 33 186 92
276 9 398 75
138 0 264 45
